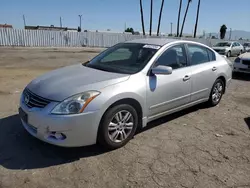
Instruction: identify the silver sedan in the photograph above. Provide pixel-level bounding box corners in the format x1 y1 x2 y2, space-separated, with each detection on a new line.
19 39 232 149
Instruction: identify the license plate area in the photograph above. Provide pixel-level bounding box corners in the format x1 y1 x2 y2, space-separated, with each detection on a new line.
19 107 28 123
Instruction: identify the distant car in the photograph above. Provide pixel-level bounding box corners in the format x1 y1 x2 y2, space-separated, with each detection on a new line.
19 39 232 149
212 41 244 57
243 42 250 52
233 49 250 74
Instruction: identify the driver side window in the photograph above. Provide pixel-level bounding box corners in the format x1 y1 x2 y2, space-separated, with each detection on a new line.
154 44 187 69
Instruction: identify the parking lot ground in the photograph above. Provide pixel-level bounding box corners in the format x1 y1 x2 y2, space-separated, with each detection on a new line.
0 47 250 188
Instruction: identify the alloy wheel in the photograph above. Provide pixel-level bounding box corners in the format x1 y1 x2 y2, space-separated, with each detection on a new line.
212 82 223 103
108 110 134 143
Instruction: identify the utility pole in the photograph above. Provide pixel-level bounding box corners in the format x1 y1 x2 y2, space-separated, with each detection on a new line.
229 28 232 40
23 15 26 28
60 17 62 27
170 22 173 36
78 15 82 30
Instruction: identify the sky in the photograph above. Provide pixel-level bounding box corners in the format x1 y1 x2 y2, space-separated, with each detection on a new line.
1 0 250 35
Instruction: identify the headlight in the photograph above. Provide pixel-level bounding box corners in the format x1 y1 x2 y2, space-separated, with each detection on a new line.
234 57 241 63
51 91 100 115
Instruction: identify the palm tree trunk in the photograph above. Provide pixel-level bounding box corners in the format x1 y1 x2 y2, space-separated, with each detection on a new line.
179 0 191 37
149 0 153 36
193 0 201 38
176 0 182 37
157 0 165 36
140 0 146 35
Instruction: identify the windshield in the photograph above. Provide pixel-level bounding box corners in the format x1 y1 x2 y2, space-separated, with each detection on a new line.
243 43 250 47
215 42 231 47
84 43 160 74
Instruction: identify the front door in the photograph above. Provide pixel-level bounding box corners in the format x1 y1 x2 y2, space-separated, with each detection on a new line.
147 44 192 119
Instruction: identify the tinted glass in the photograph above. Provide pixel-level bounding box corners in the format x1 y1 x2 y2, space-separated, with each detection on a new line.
207 49 216 61
243 43 250 47
85 43 159 74
215 42 231 47
187 44 210 65
154 45 187 69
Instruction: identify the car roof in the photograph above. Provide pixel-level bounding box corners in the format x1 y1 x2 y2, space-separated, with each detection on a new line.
125 38 179 46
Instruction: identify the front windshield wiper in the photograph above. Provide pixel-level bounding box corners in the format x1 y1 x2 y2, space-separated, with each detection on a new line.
84 63 131 74
84 63 111 72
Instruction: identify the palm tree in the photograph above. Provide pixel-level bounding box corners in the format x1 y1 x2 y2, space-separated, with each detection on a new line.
176 0 182 37
157 0 165 36
193 0 201 38
179 0 192 37
139 0 146 35
149 0 153 36
220 25 227 39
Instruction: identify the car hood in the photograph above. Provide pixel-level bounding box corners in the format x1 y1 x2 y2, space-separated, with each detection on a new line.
212 47 229 50
239 52 250 59
27 64 130 101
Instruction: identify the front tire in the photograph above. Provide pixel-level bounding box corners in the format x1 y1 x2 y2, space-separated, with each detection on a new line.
208 79 225 106
226 51 231 57
97 104 138 150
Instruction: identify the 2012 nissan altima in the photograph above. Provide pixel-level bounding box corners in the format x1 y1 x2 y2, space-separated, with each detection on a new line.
19 39 232 149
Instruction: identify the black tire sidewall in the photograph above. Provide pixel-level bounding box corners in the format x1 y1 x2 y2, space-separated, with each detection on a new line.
209 79 224 106
227 51 231 57
98 104 138 149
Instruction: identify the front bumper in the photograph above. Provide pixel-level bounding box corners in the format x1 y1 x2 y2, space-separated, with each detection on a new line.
19 95 101 147
233 63 250 74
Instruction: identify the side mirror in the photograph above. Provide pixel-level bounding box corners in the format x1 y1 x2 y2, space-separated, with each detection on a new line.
151 65 173 75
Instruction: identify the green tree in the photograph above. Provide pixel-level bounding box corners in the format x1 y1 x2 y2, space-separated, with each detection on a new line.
139 0 146 35
220 25 227 39
179 0 192 37
149 0 153 36
193 0 201 38
125 28 134 34
157 0 165 36
176 0 182 37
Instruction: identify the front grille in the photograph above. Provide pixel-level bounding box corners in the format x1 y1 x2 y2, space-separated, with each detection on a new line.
23 89 51 108
242 60 250 65
239 68 250 72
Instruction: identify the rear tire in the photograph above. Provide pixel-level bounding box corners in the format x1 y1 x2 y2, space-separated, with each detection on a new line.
97 104 138 150
208 79 225 106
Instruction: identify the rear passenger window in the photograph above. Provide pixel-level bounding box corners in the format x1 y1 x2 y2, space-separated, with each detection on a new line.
187 44 210 65
207 49 216 61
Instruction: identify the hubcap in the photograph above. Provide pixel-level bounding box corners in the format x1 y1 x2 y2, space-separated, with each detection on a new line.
212 82 223 103
108 110 134 143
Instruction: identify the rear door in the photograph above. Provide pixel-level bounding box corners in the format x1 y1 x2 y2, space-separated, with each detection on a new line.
186 44 218 102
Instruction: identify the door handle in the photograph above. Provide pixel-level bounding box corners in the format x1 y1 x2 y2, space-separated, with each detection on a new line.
183 75 191 81
212 67 217 71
